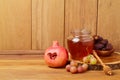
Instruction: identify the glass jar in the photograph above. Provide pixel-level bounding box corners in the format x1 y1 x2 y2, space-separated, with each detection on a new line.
67 28 94 60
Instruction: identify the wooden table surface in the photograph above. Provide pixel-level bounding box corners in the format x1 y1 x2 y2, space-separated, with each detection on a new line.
0 55 119 80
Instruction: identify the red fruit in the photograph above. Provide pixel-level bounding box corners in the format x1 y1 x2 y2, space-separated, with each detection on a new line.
66 64 71 72
77 65 84 73
44 41 68 68
70 66 78 74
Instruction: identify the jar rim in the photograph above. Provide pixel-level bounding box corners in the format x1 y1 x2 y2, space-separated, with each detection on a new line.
71 28 91 36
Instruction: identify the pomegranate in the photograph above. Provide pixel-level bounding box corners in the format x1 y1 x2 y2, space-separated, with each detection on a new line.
44 41 68 67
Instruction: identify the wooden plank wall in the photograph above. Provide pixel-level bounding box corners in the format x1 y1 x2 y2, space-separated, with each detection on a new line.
0 0 120 52
0 0 32 50
65 0 97 47
97 0 120 51
32 0 64 50
32 0 97 50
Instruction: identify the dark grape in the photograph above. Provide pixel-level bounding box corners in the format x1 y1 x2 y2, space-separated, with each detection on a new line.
100 39 108 45
94 43 104 50
96 36 103 41
106 43 113 50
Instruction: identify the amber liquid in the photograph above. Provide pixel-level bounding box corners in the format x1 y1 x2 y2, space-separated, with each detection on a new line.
67 38 93 60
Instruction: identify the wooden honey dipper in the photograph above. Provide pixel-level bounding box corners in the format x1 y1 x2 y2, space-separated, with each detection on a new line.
93 50 113 76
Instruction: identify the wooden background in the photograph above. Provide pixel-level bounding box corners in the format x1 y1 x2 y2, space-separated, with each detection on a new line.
0 0 120 52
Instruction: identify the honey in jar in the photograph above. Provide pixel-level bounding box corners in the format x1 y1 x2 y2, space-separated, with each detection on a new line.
67 28 94 60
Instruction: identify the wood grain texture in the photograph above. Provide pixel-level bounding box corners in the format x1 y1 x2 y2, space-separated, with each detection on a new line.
0 0 32 50
65 0 97 36
32 0 38 50
65 0 97 48
32 0 64 50
0 50 44 55
97 0 120 51
0 55 119 80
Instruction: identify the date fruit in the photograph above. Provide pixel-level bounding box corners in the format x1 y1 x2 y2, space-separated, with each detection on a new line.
93 35 103 43
106 43 113 50
100 39 108 45
94 43 104 50
93 35 113 51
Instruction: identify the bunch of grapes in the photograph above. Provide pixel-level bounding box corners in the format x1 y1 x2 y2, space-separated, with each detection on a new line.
65 61 88 74
93 35 113 51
